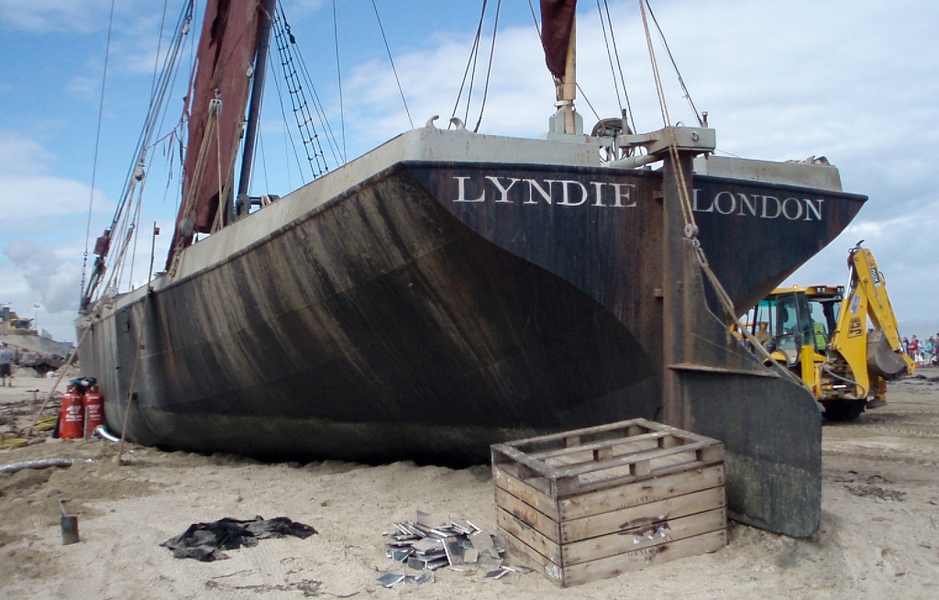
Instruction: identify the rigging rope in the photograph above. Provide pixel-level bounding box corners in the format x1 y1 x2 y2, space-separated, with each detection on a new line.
525 0 540 35
81 0 117 301
303 70 344 165
168 110 218 277
333 0 346 161
269 66 302 189
212 99 226 233
575 83 602 123
117 4 193 230
257 126 271 193
596 0 624 117
150 0 171 100
463 20 484 124
472 0 502 133
600 0 636 133
83 2 193 306
124 166 148 291
451 0 489 127
272 5 331 180
291 28 344 165
370 0 413 129
643 0 703 127
274 56 303 189
638 1 696 231
451 0 502 133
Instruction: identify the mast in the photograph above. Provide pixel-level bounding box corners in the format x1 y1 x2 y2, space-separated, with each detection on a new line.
540 0 580 135
560 17 576 134
236 0 277 219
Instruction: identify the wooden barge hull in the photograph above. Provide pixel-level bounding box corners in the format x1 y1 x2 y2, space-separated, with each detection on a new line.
79 161 862 457
79 158 864 537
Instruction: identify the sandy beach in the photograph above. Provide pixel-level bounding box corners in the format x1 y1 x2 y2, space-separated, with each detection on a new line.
2 366 938 599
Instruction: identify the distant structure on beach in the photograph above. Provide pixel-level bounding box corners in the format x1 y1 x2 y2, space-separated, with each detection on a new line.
0 305 75 375
0 306 35 336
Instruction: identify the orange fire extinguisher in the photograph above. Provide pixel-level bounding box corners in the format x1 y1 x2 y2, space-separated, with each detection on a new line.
84 385 104 438
59 385 84 439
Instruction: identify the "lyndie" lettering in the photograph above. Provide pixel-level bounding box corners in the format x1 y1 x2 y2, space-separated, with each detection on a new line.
453 175 637 208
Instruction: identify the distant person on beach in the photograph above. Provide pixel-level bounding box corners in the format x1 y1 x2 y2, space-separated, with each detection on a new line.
0 343 14 387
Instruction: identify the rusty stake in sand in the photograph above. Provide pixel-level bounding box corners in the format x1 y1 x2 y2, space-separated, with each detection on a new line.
59 500 79 545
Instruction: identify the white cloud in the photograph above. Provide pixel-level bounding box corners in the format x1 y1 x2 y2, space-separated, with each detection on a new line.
2 239 80 314
0 131 54 176
0 174 101 221
0 132 114 341
0 131 111 224
283 0 326 19
339 24 555 154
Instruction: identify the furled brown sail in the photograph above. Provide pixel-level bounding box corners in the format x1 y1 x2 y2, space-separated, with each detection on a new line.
168 0 265 265
540 0 577 79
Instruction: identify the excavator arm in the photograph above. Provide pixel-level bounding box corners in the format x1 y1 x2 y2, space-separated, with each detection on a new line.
827 243 914 402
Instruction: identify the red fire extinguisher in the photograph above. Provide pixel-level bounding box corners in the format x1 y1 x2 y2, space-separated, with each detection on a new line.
84 385 104 438
59 385 84 439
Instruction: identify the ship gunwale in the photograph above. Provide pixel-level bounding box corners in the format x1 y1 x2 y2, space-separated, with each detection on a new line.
86 156 866 323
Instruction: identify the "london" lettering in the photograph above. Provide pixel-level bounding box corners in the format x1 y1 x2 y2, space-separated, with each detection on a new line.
691 189 824 221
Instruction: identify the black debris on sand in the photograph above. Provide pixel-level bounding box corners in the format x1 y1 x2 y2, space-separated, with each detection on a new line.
162 516 317 562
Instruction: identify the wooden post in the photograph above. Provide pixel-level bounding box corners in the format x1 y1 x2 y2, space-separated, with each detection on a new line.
117 334 146 465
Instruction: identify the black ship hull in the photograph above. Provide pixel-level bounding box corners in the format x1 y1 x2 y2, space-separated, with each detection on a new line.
80 159 865 536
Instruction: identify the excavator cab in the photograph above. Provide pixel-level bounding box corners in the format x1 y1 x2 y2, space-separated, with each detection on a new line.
804 287 843 352
747 287 840 367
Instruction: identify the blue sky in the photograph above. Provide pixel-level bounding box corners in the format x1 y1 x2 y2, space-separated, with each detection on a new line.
1 0 937 342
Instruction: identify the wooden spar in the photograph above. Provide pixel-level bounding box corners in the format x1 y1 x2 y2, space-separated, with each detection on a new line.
561 18 577 134
117 330 146 465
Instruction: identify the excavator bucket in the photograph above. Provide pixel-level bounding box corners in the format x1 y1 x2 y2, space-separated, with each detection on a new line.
867 330 910 378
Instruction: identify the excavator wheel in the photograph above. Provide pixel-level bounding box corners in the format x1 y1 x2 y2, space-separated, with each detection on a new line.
821 400 866 422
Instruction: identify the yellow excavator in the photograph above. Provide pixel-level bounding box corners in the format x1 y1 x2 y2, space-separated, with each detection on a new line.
742 242 914 420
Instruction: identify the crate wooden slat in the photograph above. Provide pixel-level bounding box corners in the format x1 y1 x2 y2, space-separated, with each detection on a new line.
498 506 727 567
505 528 728 587
492 418 726 587
529 430 672 461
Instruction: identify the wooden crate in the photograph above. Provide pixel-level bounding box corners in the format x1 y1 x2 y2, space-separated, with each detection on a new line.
492 418 726 587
